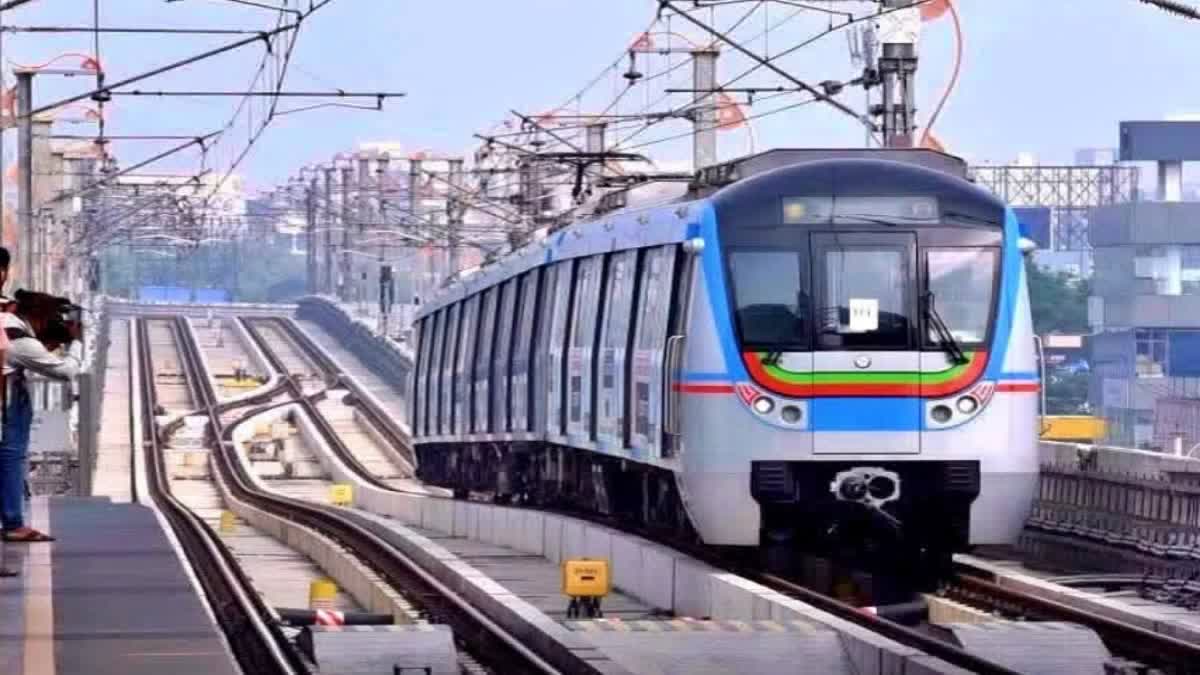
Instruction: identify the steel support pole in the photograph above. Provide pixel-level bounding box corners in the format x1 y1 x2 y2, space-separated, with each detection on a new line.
691 49 719 171
339 166 352 302
447 158 462 278
356 153 371 311
408 158 426 302
305 182 316 294
16 70 33 288
322 167 334 294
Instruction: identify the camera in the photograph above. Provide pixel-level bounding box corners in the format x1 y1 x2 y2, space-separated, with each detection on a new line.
14 290 83 346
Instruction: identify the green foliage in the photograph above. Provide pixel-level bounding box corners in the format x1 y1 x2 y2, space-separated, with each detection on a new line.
1027 261 1090 335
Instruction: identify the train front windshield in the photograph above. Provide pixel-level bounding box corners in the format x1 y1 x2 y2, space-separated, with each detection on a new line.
724 195 1001 352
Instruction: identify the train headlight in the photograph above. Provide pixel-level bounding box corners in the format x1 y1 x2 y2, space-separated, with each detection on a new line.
956 396 979 415
780 405 803 424
752 396 775 415
931 404 953 423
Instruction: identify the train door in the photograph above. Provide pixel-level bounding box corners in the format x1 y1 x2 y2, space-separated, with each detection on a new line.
492 280 518 434
473 288 497 435
430 310 447 437
545 261 575 441
629 245 677 459
511 270 540 435
596 250 638 453
810 232 922 454
441 304 460 436
566 255 605 444
414 317 430 438
454 296 479 436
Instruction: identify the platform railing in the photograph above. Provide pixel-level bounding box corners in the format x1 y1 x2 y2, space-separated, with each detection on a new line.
1024 440 1200 575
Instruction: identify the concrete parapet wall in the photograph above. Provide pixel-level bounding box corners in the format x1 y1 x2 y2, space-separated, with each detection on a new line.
1039 440 1200 477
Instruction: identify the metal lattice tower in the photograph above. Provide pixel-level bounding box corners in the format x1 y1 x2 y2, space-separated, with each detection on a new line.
973 165 1140 251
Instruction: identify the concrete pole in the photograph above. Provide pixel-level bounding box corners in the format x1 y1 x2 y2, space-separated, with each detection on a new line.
447 158 462 278
16 70 33 289
585 122 607 196
356 153 371 311
47 151 65 295
376 153 390 332
305 180 316 294
408 158 426 303
339 165 353 302
879 1 919 148
692 49 719 171
322 167 334 294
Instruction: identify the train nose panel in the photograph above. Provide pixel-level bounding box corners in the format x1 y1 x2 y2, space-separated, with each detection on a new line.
810 352 922 454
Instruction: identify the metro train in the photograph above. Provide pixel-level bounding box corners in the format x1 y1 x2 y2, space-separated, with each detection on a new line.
409 149 1040 574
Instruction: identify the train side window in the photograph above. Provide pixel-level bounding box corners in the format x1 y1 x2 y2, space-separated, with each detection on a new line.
512 269 541 433
596 249 638 449
474 287 498 433
492 279 519 433
414 317 429 437
629 245 679 457
429 310 446 436
547 260 576 437
567 255 605 439
455 295 479 436
440 303 460 436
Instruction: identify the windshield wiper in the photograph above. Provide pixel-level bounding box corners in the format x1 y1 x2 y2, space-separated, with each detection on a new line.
923 292 968 365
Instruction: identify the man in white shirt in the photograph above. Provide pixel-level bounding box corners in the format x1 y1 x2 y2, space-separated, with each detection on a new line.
0 291 81 542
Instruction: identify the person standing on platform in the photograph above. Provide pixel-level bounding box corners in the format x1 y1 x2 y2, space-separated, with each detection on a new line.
0 291 81 542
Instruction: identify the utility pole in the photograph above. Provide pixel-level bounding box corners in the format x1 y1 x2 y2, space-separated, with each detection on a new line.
585 122 607 192
376 152 391 334
16 69 33 289
691 49 719 171
305 179 316 294
408 157 427 303
877 0 920 147
356 152 370 311
339 165 353 302
446 157 462 278
322 166 334 294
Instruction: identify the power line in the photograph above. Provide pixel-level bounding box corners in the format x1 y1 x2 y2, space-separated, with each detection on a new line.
1139 0 1200 20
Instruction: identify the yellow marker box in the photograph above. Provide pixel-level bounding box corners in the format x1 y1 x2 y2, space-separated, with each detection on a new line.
561 558 611 598
329 483 354 506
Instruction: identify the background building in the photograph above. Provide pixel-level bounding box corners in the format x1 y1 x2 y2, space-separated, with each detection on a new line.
1089 121 1200 449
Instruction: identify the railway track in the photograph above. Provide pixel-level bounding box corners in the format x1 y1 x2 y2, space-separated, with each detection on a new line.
134 318 308 675
253 313 1036 675
175 315 559 674
256 311 1200 673
950 562 1200 674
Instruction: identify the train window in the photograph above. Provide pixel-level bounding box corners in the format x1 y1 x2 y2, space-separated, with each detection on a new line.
924 249 997 345
813 233 915 350
455 295 479 435
630 245 678 456
567 255 606 438
512 269 541 433
492 279 519 432
429 310 446 435
441 303 461 435
597 250 638 447
474 287 497 433
728 250 808 348
543 262 575 437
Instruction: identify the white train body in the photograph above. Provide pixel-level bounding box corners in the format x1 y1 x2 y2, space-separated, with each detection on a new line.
410 150 1040 563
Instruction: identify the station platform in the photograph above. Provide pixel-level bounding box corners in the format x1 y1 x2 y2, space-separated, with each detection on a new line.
0 497 237 675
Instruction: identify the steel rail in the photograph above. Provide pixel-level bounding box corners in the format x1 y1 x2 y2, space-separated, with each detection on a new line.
171 316 563 675
950 567 1200 673
135 318 307 675
239 317 399 492
264 316 416 467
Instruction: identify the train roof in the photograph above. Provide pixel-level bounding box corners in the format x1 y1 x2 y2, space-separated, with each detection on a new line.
691 148 970 196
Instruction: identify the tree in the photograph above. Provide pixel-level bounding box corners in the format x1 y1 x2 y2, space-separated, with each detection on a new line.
1027 261 1090 335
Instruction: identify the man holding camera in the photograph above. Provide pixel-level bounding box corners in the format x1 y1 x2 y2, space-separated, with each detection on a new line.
0 289 81 542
